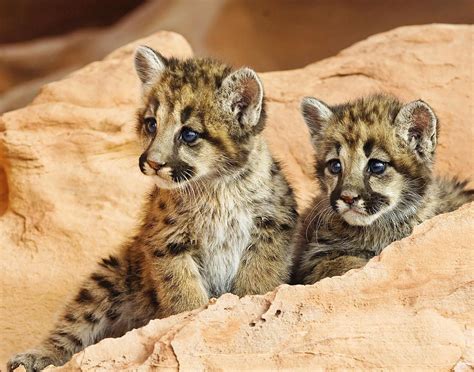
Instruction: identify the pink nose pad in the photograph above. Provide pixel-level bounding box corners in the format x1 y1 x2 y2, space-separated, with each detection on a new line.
340 193 359 205
146 160 165 171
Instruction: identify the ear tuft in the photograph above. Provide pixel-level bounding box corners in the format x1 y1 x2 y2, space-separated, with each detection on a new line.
395 99 438 159
219 67 264 128
300 97 333 140
134 46 167 86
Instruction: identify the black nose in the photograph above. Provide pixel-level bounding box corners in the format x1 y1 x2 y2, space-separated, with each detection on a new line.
340 193 359 205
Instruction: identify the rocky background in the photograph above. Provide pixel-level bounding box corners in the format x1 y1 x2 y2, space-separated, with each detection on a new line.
1 23 473 370
1 0 473 113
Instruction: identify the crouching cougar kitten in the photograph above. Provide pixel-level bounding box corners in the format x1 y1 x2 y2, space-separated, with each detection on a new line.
292 94 473 285
8 47 297 371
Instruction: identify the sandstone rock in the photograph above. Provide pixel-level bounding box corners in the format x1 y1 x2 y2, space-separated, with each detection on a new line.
56 203 474 370
3 0 472 113
1 24 473 370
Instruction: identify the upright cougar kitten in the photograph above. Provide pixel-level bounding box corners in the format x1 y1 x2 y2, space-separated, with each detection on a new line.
8 47 297 371
292 94 473 285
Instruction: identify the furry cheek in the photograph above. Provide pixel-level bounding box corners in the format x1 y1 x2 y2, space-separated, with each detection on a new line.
368 170 403 208
179 142 221 180
325 173 339 197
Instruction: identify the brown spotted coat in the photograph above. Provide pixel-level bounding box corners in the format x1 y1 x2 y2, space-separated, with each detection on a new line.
8 48 297 372
292 94 473 284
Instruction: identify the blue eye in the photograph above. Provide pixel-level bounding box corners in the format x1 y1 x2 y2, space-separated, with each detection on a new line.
328 159 342 174
144 117 157 134
180 127 199 144
368 159 387 174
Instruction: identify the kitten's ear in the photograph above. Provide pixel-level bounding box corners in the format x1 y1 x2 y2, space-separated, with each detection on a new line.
395 99 438 159
219 67 264 128
301 97 333 141
134 46 167 86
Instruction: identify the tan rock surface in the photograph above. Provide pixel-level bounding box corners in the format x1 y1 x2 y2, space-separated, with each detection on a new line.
1 24 473 370
56 203 474 370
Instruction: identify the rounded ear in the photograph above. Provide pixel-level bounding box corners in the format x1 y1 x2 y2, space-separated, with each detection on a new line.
134 46 167 87
395 99 438 160
300 97 333 141
218 67 264 128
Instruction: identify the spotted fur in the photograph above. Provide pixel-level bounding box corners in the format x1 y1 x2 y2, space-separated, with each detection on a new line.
292 94 473 285
8 47 297 371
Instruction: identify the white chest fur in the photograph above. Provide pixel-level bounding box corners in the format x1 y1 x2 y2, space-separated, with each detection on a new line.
192 187 254 297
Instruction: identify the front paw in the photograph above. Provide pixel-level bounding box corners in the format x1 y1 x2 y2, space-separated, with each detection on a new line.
7 350 56 372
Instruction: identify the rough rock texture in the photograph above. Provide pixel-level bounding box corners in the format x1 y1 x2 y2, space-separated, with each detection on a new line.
56 203 474 371
1 24 473 370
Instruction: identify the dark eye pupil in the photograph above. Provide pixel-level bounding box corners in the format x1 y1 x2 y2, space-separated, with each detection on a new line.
144 118 157 133
369 160 386 174
181 128 198 143
329 160 342 174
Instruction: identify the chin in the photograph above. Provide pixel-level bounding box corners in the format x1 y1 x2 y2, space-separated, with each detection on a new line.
340 209 380 226
151 176 182 190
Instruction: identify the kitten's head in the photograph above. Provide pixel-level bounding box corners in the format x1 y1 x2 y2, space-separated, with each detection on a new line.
301 94 438 226
133 46 265 189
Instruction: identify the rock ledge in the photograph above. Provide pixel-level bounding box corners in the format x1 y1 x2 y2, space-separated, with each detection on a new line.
1 25 473 370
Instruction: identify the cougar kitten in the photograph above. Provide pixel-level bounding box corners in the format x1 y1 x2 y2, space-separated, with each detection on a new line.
8 47 297 371
292 94 472 284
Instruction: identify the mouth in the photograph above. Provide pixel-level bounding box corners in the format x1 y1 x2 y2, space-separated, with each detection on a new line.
154 171 199 190
142 168 180 189
339 205 381 226
341 207 368 216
